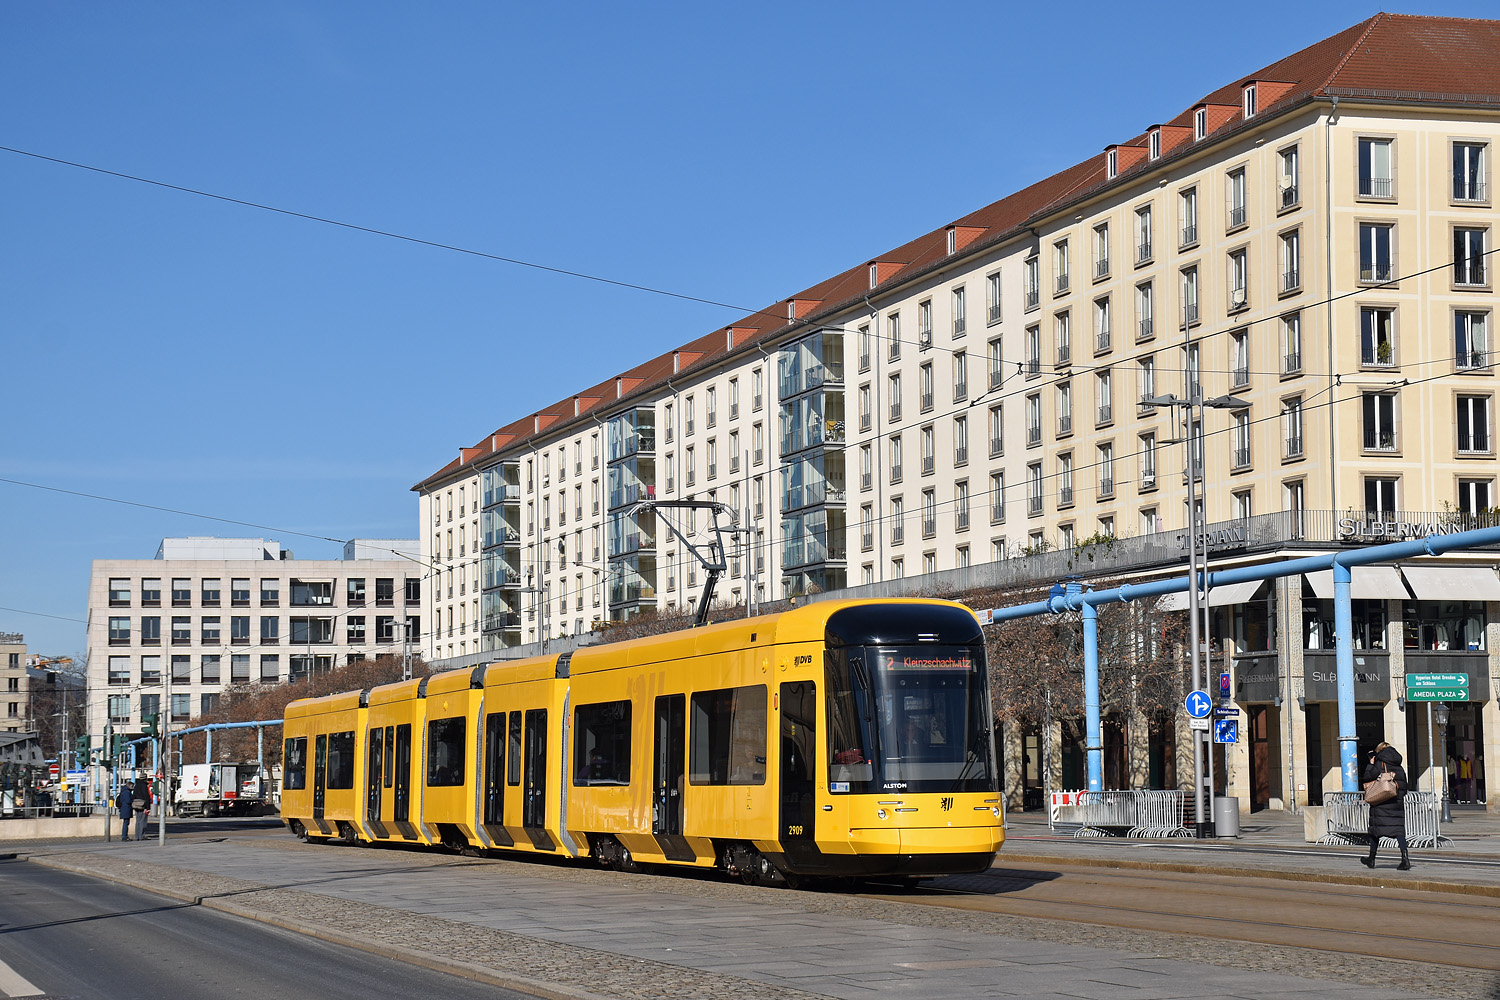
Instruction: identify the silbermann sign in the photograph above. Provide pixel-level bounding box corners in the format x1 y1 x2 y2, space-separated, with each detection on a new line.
1177 522 1248 554
1338 517 1466 542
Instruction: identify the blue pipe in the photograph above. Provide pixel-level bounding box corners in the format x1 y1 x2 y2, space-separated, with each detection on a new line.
1074 580 1103 792
1333 560 1359 790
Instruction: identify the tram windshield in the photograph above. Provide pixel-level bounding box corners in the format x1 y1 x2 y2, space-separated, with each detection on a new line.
825 644 996 794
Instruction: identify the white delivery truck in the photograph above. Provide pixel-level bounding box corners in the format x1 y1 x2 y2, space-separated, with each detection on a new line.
174 762 266 817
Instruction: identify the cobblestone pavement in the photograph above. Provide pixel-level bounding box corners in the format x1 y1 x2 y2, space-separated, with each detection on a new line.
23 834 1499 1000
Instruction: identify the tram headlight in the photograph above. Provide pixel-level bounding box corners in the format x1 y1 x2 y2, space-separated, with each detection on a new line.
877 809 888 820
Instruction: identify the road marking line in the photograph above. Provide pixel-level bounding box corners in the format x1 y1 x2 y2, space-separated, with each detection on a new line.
0 957 42 998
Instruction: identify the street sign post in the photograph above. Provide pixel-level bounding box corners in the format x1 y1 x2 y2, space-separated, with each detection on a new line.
1405 673 1469 702
1213 719 1239 744
1184 690 1213 719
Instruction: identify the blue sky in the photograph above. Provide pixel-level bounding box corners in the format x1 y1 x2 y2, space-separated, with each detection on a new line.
0 3 1472 655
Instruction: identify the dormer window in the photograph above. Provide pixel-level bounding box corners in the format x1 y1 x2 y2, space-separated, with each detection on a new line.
1106 149 1118 179
1194 108 1207 140
947 227 957 255
870 263 879 288
1149 129 1161 160
1243 84 1257 118
788 301 796 320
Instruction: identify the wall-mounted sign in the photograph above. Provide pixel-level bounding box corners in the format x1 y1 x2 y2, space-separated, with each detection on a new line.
1337 517 1465 542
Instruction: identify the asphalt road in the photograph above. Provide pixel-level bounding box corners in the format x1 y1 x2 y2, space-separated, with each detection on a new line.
0 860 532 999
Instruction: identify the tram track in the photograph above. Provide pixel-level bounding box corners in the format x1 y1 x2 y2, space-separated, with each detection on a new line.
863 861 1500 970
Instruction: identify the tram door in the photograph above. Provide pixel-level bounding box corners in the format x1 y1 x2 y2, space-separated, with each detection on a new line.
366 727 384 827
652 694 692 860
779 681 821 867
522 708 554 850
393 723 411 825
482 711 513 846
312 734 328 820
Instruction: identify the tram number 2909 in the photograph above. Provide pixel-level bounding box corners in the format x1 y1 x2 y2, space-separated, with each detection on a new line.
786 824 806 836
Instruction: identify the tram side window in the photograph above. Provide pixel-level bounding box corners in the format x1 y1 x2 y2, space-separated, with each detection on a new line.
383 725 395 787
689 685 767 785
507 711 522 786
283 737 307 790
427 716 467 786
573 700 632 786
326 731 355 789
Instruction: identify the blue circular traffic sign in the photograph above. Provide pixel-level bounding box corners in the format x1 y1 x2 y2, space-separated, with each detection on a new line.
1184 690 1213 719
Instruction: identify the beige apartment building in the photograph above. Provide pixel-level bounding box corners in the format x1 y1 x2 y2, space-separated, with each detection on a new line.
2 633 26 733
84 537 421 737
418 14 1500 811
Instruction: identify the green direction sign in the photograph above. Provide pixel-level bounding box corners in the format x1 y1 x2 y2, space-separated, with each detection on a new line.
1405 672 1470 702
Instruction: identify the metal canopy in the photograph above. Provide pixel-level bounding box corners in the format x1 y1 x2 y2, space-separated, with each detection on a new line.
1305 566 1409 600
1400 565 1500 602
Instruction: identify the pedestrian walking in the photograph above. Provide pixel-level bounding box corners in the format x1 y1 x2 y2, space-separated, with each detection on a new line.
114 783 133 841
132 776 151 841
1361 742 1410 871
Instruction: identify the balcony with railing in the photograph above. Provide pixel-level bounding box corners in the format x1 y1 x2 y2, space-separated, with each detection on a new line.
1456 178 1488 202
954 377 967 402
1231 366 1250 389
861 529 873 550
1456 259 1488 288
1098 477 1115 498
922 456 935 475
1285 434 1304 458
1027 494 1043 516
920 391 934 412
1095 257 1110 279
1024 288 1040 310
922 515 936 537
1097 404 1112 425
1182 303 1199 328
1228 205 1246 229
1181 223 1197 246
1233 447 1252 469
891 522 905 545
1025 357 1041 376
1284 351 1302 374
956 509 970 530
1137 240 1152 263
1457 349 1491 369
859 411 871 432
1057 414 1072 436
1281 184 1299 208
989 303 1003 324
1360 175 1393 198
1282 269 1300 293
1096 330 1111 353
1058 486 1074 507
1056 342 1071 365
889 401 902 422
1138 316 1153 339
991 498 1006 523
890 463 903 483
955 445 968 465
1361 261 1394 283
989 435 1002 458
1027 426 1042 447
1056 274 1070 295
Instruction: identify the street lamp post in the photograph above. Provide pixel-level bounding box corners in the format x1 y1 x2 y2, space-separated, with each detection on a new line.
1147 390 1249 837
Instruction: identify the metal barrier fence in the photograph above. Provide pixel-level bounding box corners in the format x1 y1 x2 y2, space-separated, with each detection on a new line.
1051 790 1191 838
1319 791 1452 848
0 803 102 820
1128 790 1193 838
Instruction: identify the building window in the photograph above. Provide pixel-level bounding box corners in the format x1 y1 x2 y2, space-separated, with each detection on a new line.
1025 325 1041 375
987 337 1003 390
860 505 874 551
1094 297 1111 353
140 617 160 645
1194 107 1207 139
1097 443 1114 497
1149 129 1161 159
1024 257 1040 310
1283 312 1303 374
171 578 191 606
888 312 901 361
1232 411 1252 469
955 480 970 531
1096 370 1113 425
109 578 131 606
1227 168 1247 229
1359 222 1394 282
954 414 969 466
1227 249 1248 311
1181 267 1199 328
1058 453 1074 507
989 404 1003 458
1361 307 1396 367
1179 187 1198 246
889 435 903 483
1457 395 1492 454
888 373 902 423
1027 462 1043 515
1454 141 1488 202
1056 381 1073 436
1279 145 1300 208
921 489 937 537
1135 205 1152 263
1459 478 1493 514
952 286 967 337
920 425 935 476
1455 227 1488 287
1364 476 1398 516
1280 230 1301 293
1137 357 1155 410
1093 223 1110 279
1283 397 1304 458
1358 137 1394 198
987 272 1002 324
1362 393 1397 452
260 579 279 606
990 471 1006 523
108 617 130 645
1026 393 1042 447
953 351 967 402
261 616 280 644
1140 433 1158 489
1136 281 1154 340
1230 330 1249 388
200 616 220 644
1456 311 1490 369
891 497 905 545
1106 148 1118 179
1054 239 1070 294
1055 311 1071 365
919 362 934 412
141 578 161 606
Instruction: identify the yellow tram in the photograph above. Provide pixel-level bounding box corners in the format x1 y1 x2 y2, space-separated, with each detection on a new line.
281 598 1003 883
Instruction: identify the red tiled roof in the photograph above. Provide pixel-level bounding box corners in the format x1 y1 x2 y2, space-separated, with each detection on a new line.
415 13 1500 492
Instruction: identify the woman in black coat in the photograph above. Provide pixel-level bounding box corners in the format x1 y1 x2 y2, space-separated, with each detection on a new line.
1362 742 1410 870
